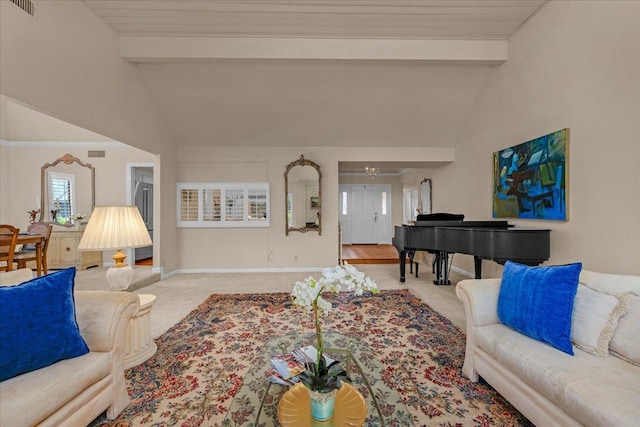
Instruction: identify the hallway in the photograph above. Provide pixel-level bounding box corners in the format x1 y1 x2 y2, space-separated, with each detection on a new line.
341 244 399 264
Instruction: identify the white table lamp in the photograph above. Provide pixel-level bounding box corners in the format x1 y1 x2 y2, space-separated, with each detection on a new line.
78 206 152 290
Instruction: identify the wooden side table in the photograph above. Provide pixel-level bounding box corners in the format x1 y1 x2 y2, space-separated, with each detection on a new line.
124 294 157 369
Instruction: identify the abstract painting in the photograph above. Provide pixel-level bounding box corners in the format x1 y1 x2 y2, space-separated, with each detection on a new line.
493 128 569 221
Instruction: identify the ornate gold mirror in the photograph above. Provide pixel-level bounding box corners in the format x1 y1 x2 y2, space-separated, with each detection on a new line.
39 154 95 224
285 155 322 235
420 178 432 215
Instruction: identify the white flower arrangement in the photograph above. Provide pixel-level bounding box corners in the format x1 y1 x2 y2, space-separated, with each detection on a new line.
292 262 379 317
291 262 379 392
70 213 86 221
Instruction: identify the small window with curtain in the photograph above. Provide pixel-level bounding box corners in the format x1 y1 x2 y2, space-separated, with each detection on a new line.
48 171 75 224
341 191 348 215
381 191 387 215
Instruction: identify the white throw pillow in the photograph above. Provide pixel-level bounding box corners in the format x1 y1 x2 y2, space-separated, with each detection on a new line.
610 293 640 366
571 284 629 357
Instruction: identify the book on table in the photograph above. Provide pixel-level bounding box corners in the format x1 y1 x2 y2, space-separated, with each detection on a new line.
268 345 335 386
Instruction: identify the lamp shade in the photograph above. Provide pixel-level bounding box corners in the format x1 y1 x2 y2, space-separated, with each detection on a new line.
78 206 152 251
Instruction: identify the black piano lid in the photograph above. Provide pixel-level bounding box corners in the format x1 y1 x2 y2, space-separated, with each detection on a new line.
437 225 551 232
412 220 510 228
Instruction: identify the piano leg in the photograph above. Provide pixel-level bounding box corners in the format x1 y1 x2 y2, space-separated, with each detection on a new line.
398 250 407 283
409 250 414 274
434 251 451 285
408 250 419 277
474 256 483 279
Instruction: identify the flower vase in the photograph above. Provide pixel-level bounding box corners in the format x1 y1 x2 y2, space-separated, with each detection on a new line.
307 388 338 422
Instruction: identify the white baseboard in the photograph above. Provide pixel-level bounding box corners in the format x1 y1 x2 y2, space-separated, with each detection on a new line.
164 267 325 277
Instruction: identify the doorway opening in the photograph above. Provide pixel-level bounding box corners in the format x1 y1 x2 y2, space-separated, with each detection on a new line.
339 183 395 264
127 164 154 266
339 183 391 244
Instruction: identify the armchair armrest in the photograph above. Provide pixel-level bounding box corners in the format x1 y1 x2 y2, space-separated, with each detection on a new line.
74 291 139 353
455 278 503 328
74 291 139 419
0 268 33 286
455 278 502 382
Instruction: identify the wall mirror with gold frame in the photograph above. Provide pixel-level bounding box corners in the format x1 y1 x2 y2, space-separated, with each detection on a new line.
39 154 95 225
285 155 321 235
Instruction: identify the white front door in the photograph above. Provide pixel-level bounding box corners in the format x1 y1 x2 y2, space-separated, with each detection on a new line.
352 184 378 244
340 184 392 244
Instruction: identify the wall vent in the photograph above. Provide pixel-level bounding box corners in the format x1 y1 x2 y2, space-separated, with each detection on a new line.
10 0 35 17
88 150 106 158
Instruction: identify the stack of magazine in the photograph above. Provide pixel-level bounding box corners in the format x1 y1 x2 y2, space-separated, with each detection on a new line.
267 345 335 386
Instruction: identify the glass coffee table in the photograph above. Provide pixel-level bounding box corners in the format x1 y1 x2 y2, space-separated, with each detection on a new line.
222 331 415 427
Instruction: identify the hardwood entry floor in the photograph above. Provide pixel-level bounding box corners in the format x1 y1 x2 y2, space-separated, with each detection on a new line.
342 244 400 264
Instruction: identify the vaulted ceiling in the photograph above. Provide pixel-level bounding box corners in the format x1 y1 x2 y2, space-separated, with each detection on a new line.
4 0 548 172
84 0 546 40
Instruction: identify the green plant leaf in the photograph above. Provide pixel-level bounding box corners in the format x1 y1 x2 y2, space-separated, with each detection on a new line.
299 354 351 392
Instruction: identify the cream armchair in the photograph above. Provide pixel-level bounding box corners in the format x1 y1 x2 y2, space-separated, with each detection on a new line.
0 269 139 427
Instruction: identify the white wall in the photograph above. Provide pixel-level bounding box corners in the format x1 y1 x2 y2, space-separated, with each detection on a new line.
177 146 454 270
0 1 179 274
436 0 640 276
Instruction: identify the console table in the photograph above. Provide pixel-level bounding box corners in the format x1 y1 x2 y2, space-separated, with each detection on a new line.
48 230 102 270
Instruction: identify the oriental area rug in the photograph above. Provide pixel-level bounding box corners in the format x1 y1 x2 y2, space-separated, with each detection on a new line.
90 290 532 427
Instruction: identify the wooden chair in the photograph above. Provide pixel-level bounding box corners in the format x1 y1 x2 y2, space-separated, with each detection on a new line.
0 224 20 272
14 222 52 274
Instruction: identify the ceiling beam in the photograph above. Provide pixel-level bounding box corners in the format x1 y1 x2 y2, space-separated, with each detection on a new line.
119 37 507 63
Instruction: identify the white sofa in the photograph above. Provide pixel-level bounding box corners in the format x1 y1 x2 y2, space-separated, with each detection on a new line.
0 269 140 427
456 269 640 427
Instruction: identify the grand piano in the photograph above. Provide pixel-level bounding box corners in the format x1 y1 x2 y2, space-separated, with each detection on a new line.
392 217 550 284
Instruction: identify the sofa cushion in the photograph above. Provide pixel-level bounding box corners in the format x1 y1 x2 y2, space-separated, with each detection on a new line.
579 270 640 294
0 351 111 427
610 293 640 366
476 323 640 427
498 261 582 355
571 284 630 357
0 268 89 381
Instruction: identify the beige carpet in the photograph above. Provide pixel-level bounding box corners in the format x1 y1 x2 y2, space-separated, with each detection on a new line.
75 263 469 339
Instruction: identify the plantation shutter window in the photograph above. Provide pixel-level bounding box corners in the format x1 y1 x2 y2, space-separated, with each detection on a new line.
248 187 268 222
179 188 199 222
225 188 245 222
48 171 75 223
177 183 269 228
203 189 222 222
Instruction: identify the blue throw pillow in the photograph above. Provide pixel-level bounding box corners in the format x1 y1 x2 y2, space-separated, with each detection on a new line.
497 261 582 355
0 268 89 381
